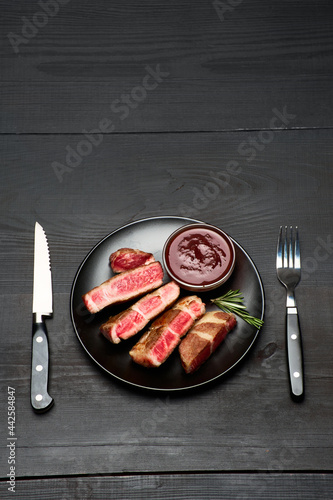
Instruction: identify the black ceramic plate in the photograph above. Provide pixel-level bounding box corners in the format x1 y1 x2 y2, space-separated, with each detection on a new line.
70 216 264 391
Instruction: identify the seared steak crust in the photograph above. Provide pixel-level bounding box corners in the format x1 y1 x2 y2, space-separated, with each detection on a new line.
179 311 237 373
110 248 155 273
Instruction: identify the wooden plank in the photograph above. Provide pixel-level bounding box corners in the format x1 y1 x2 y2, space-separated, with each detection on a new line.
1 0 333 132
0 128 332 293
0 286 332 478
1 473 332 500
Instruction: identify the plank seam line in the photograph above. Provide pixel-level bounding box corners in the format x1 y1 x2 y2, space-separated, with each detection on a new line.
1 126 333 136
0 470 331 483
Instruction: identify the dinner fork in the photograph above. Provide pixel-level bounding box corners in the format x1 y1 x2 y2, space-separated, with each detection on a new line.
276 226 304 399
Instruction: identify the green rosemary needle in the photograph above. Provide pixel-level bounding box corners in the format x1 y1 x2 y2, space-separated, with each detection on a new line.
211 289 264 329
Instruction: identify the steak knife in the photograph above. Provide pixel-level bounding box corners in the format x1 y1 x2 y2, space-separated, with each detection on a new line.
31 222 54 412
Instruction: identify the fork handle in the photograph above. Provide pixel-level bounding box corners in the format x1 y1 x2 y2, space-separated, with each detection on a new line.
286 308 304 399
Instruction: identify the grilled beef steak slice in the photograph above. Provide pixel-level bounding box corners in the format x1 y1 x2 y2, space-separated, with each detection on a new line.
110 248 155 273
82 261 164 314
129 295 205 367
100 281 180 343
179 311 237 374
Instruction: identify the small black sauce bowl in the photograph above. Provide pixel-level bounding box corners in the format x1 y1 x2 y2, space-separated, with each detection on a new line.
162 223 236 292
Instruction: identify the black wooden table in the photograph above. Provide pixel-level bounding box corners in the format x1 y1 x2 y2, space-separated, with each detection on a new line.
1 1 332 498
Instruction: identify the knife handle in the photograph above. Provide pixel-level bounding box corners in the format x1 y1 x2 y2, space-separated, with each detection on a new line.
286 308 304 400
31 317 54 412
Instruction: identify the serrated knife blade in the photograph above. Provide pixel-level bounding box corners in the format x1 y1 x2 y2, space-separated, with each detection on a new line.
33 222 53 315
31 222 54 412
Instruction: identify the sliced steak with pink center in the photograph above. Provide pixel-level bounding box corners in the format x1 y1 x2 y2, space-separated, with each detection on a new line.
100 281 180 343
82 261 164 314
110 248 155 273
129 295 205 367
179 311 237 374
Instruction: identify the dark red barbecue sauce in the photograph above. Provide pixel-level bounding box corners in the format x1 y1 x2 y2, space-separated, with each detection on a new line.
165 227 234 286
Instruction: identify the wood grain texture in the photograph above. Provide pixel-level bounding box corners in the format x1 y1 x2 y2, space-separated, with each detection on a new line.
0 129 332 293
0 285 332 477
1 0 333 132
1 473 333 500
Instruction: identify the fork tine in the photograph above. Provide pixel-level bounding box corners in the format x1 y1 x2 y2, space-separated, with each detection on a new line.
289 226 294 268
294 226 300 269
277 226 283 268
283 226 288 268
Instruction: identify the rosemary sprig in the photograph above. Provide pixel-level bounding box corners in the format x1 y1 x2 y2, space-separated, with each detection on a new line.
211 289 264 329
